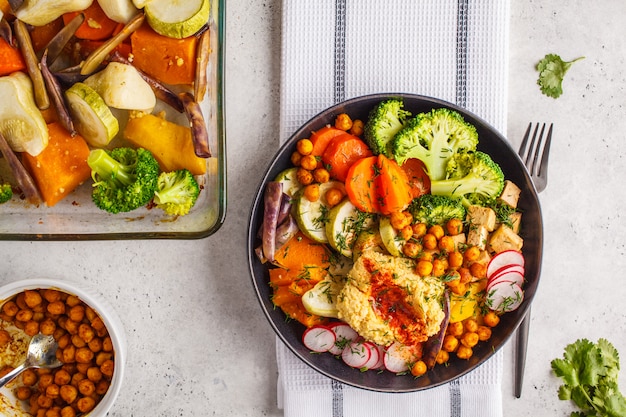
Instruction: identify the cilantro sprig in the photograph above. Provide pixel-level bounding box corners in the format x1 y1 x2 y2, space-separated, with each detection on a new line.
551 338 626 417
537 54 585 98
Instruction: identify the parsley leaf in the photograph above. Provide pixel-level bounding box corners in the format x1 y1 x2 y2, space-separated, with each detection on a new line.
551 338 626 417
536 54 585 98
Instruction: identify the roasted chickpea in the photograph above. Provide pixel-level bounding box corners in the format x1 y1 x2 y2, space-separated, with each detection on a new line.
78 324 95 344
296 138 313 155
100 359 114 378
38 373 54 391
448 251 464 269
416 260 433 277
410 360 427 377
400 225 413 241
422 233 437 250
299 154 318 171
295 168 313 185
67 305 85 323
456 345 473 360
431 259 447 277
438 236 455 253
42 289 61 303
463 246 481 262
469 262 487 279
312 167 330 184
61 405 76 417
47 301 66 316
37 393 53 409
40 318 56 336
418 250 434 262
324 187 344 207
483 311 500 327
76 363 90 375
349 119 364 136
62 345 76 363
390 211 411 230
303 183 320 202
77 379 95 396
442 335 459 352
476 325 492 341
70 372 85 387
95 380 110 395
402 242 422 258
54 369 71 386
16 309 34 322
0 329 11 347
76 397 96 413
445 218 464 236
436 350 449 364
24 320 40 336
290 151 302 166
71 334 86 348
86 367 103 383
461 332 479 348
446 321 464 337
2 301 18 317
16 386 32 401
458 267 472 284
88 338 103 353
57 334 71 350
464 318 478 333
46 383 60 399
428 225 444 240
23 290 43 308
63 319 79 335
46 408 62 417
448 280 467 296
411 223 427 238
334 113 353 131
59 385 78 404
22 369 38 386
75 347 94 364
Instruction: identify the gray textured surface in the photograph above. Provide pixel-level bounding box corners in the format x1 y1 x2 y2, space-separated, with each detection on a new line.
1 1 624 415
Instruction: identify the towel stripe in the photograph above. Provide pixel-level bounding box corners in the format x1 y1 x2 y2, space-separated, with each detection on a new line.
331 379 344 417
334 0 347 104
456 0 469 107
450 378 461 417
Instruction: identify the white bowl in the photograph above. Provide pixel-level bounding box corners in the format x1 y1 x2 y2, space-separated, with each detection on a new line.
0 278 126 416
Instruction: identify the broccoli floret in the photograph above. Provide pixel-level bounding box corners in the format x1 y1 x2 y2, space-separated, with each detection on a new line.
392 108 478 181
363 98 412 157
153 169 200 216
88 147 160 214
408 194 466 226
0 183 12 204
430 151 504 207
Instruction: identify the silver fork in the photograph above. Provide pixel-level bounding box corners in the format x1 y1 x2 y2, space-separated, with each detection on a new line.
514 122 553 398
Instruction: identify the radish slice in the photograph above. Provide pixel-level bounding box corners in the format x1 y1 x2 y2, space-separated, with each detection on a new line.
383 342 418 373
487 250 525 279
342 341 371 368
486 281 524 312
302 325 336 353
489 263 525 281
362 342 381 370
487 271 524 290
327 322 359 355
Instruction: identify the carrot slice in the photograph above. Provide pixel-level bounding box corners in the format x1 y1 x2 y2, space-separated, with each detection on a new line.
400 158 431 198
279 301 329 327
63 2 118 40
309 126 346 157
345 155 380 213
0 37 26 76
375 154 413 215
273 231 331 271
322 133 373 182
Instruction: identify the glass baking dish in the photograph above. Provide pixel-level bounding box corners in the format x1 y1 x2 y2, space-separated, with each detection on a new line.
0 0 226 240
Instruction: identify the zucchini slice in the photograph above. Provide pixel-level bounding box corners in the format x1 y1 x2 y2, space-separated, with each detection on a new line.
65 83 119 148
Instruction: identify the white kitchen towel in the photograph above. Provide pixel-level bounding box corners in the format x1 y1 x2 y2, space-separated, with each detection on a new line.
278 1 510 416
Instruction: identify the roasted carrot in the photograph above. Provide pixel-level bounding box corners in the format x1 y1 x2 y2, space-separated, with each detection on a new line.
321 133 373 182
400 158 431 198
0 37 26 76
0 0 11 17
375 154 413 215
63 2 118 40
309 126 346 157
273 231 331 271
344 155 380 213
278 301 328 327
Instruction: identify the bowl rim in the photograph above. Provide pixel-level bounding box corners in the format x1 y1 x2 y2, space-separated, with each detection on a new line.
248 92 543 392
0 278 126 416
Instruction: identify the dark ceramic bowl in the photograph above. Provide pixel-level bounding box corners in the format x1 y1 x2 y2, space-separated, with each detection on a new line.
247 93 543 392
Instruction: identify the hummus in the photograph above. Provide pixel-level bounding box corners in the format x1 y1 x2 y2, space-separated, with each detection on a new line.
337 250 445 346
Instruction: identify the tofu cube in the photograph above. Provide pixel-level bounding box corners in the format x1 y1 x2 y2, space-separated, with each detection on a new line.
450 233 466 250
488 224 524 253
506 212 522 234
466 205 497 231
467 225 489 250
498 180 522 208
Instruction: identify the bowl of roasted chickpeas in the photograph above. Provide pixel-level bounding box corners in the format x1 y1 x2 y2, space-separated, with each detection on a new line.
0 279 126 416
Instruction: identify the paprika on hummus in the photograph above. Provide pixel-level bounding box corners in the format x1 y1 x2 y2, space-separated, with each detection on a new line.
337 250 445 347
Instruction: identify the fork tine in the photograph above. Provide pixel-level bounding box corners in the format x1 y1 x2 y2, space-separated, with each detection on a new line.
529 123 546 175
536 123 553 178
518 123 532 161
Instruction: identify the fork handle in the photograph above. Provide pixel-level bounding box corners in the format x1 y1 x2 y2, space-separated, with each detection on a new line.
514 308 531 398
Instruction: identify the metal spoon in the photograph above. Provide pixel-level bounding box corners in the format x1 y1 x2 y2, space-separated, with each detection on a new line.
0 334 62 388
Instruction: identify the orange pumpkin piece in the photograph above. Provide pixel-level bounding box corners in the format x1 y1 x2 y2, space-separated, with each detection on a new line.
0 37 26 76
130 22 198 85
123 111 207 175
273 231 331 271
22 123 91 207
